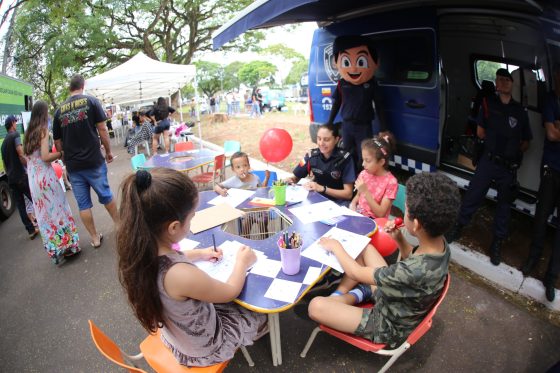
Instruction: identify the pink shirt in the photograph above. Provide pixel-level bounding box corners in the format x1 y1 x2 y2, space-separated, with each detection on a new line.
356 170 398 218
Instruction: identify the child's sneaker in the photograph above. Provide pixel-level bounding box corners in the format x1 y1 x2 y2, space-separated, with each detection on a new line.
311 271 342 292
349 283 373 304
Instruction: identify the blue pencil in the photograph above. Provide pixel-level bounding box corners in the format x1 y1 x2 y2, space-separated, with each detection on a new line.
212 234 217 253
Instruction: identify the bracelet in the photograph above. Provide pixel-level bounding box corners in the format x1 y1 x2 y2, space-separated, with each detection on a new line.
323 185 327 193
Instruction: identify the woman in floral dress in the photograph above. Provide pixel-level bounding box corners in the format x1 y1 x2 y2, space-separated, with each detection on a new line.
23 101 80 264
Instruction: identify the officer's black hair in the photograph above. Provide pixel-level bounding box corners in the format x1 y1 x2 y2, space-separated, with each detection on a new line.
229 151 250 169
361 131 396 170
333 35 378 64
318 122 341 138
405 173 460 237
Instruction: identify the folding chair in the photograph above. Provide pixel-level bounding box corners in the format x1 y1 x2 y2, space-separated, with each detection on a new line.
88 320 146 373
191 154 226 189
252 170 278 187
175 141 195 152
223 140 241 167
131 153 146 171
300 274 451 373
134 141 151 157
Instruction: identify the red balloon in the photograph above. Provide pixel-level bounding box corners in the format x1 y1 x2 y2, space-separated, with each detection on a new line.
259 128 293 163
52 144 57 153
370 218 398 257
52 162 63 179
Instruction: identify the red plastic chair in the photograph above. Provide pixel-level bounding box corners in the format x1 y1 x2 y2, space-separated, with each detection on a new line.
300 274 451 373
175 141 195 152
191 154 226 188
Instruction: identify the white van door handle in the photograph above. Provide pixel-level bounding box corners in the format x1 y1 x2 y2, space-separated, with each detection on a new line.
405 100 426 109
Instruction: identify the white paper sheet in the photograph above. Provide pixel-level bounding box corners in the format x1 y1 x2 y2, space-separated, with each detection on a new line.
302 266 322 285
250 258 282 278
337 205 364 217
285 185 309 203
289 200 343 224
264 278 303 303
207 188 255 208
194 240 241 283
301 227 371 273
177 238 200 251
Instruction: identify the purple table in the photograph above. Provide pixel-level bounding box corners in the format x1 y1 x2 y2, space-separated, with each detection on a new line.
190 188 376 365
140 149 220 172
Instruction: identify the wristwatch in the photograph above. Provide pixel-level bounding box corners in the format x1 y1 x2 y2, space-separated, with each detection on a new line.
323 185 327 193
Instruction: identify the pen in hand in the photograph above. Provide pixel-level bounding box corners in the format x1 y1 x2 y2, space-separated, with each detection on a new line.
211 234 219 262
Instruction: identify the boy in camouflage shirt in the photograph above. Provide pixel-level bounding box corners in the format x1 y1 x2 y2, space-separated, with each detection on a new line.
309 172 460 348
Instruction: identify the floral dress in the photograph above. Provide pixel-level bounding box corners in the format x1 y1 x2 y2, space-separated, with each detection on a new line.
27 150 80 263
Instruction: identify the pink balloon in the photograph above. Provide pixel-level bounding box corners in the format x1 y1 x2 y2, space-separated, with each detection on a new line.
259 128 293 163
370 218 398 257
52 162 63 179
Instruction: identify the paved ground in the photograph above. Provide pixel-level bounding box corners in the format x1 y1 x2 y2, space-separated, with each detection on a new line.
1 139 559 372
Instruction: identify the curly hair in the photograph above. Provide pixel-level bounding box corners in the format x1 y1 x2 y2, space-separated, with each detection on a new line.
406 172 460 237
23 100 49 156
116 168 198 333
361 131 396 169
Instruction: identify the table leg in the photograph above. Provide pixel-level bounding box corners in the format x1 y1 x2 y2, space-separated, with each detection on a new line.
268 313 282 366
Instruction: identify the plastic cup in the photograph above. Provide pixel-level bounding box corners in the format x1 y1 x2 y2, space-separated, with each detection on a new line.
269 185 287 205
278 239 302 275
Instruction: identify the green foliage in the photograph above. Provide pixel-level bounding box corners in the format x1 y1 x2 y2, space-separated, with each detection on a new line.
238 61 277 87
261 44 304 61
223 61 244 91
476 60 503 84
194 61 222 97
285 59 309 85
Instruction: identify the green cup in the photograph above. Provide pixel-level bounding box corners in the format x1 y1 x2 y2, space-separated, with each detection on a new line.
270 185 287 205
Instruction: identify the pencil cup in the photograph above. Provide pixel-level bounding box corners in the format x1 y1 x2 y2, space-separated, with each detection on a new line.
269 185 287 205
278 239 302 275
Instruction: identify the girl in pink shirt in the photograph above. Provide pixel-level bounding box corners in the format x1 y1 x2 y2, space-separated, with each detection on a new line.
350 132 398 218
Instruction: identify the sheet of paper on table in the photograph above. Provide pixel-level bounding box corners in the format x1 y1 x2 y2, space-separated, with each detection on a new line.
250 258 282 278
177 238 200 251
190 203 244 234
337 205 364 217
207 188 255 208
285 185 309 203
264 278 303 304
301 226 371 273
289 200 343 224
194 240 266 283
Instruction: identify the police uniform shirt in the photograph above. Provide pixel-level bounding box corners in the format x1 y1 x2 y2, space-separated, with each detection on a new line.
480 94 532 161
542 92 560 172
292 148 356 192
332 78 376 124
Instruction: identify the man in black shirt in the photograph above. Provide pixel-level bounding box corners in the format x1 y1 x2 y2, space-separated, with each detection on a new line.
1 115 38 238
53 74 117 248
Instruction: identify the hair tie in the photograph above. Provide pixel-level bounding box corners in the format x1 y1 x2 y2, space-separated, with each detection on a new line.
383 135 390 143
373 139 388 156
135 170 152 192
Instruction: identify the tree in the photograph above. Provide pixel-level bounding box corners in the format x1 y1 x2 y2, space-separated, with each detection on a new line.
238 61 278 88
285 59 309 85
194 61 222 98
223 61 244 92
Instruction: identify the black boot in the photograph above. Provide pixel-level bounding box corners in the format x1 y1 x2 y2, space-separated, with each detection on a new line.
545 275 557 302
445 223 464 243
521 255 538 276
489 238 502 266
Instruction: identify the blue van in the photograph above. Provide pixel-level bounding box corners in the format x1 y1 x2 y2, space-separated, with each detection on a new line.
214 0 560 217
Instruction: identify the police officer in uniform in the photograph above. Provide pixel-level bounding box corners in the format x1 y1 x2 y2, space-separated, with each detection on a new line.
286 123 356 205
521 64 560 302
447 68 532 266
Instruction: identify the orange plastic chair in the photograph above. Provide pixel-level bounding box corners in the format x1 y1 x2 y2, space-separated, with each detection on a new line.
88 320 146 373
139 329 229 373
300 274 451 373
191 154 226 188
175 141 195 152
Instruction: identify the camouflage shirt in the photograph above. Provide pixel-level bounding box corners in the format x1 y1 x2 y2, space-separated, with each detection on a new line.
369 242 450 347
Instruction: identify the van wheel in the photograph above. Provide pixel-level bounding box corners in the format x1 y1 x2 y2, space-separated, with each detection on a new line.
0 180 15 221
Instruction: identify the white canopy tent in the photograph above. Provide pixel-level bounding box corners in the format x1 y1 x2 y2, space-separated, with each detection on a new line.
84 52 202 145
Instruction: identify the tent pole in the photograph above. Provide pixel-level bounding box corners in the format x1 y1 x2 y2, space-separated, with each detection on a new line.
194 76 203 150
178 89 184 122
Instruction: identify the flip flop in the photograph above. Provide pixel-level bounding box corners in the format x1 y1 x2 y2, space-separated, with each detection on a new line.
90 233 103 248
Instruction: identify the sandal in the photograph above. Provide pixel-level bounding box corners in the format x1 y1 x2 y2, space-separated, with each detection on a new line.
90 233 103 248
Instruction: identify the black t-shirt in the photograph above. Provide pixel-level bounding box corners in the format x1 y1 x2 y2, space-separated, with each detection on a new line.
150 105 176 121
480 94 532 161
52 94 107 172
1 131 26 183
332 78 377 124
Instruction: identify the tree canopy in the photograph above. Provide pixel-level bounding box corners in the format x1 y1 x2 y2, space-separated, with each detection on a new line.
238 61 278 88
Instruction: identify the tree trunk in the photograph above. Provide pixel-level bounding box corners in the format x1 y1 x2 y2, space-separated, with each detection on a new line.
1 6 18 74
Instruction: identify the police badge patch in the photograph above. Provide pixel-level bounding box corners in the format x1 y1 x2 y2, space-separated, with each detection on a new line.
331 170 341 179
508 116 518 128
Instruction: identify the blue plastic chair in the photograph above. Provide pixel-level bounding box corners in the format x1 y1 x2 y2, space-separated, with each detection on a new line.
224 140 241 167
252 170 277 187
392 183 406 216
131 153 146 171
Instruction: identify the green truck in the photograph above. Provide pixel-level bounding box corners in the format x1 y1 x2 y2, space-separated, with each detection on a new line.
0 73 33 220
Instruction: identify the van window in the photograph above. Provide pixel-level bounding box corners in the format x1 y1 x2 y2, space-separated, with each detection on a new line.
370 29 435 85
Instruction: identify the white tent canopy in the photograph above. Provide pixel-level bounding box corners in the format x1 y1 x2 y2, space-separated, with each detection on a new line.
84 52 196 106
